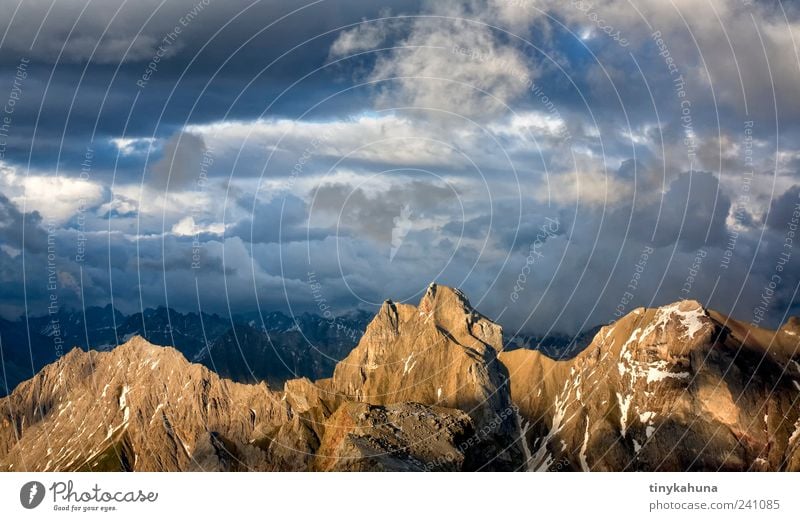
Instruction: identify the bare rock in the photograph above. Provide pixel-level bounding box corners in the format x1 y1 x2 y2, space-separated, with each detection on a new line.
0 337 289 471
3 287 799 472
331 283 521 469
314 402 473 471
501 302 800 471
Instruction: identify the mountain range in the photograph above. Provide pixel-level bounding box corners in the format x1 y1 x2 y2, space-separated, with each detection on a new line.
1 284 799 471
0 304 587 397
0 306 371 397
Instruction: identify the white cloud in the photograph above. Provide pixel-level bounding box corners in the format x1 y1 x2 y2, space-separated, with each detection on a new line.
186 114 469 168
0 162 104 224
171 216 225 236
96 195 138 217
0 244 21 258
110 137 156 156
536 152 634 207
488 111 568 142
111 183 224 228
329 21 388 57
367 17 535 120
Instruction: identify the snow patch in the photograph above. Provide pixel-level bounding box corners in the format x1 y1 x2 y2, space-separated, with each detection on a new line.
402 352 417 376
639 411 655 423
150 403 165 424
119 385 130 424
579 420 591 472
526 380 574 471
621 328 642 353
646 368 690 384
640 302 707 342
616 392 633 437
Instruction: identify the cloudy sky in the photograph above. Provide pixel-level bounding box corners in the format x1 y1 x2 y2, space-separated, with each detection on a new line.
0 0 799 336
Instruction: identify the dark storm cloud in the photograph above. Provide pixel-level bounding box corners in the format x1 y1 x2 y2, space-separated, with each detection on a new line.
229 194 329 244
0 192 47 253
442 214 488 240
0 0 797 335
148 131 206 189
649 171 732 250
310 179 457 243
0 0 422 173
439 197 565 253
767 184 800 231
0 0 423 66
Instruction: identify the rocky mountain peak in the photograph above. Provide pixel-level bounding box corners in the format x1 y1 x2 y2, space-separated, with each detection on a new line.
781 316 800 336
114 335 173 361
595 299 716 360
418 282 475 317
419 283 503 347
0 337 292 471
330 283 520 469
363 284 502 352
502 298 800 471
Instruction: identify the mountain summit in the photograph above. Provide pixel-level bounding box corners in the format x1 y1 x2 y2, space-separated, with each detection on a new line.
2 285 799 471
331 283 520 469
503 300 800 470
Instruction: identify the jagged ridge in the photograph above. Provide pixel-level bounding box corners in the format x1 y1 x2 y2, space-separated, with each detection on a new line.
2 285 800 471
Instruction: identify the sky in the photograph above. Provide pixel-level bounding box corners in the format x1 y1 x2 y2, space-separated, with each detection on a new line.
0 0 799 336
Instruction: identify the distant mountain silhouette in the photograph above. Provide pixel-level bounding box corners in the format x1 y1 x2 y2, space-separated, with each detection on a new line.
0 306 370 396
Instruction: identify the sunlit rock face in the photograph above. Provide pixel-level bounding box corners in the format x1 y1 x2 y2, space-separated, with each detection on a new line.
2 287 799 471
